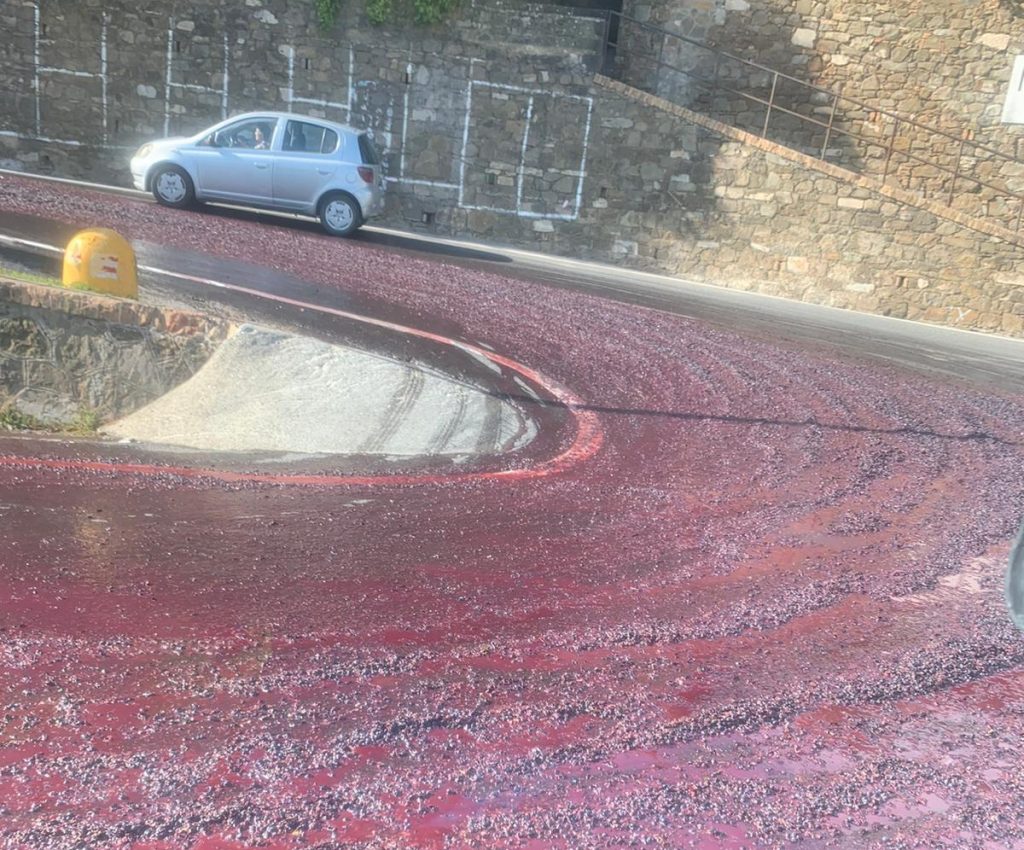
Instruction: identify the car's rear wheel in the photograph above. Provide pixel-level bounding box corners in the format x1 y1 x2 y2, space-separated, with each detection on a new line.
151 165 195 209
318 192 362 237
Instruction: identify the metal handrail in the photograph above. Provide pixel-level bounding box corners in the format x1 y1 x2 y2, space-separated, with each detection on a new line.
647 57 1018 203
603 10 1019 165
599 9 1024 230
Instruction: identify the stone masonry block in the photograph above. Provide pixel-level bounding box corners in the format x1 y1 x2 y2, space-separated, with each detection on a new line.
792 28 817 48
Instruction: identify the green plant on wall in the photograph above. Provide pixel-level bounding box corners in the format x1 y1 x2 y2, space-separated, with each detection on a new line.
315 0 342 30
366 0 392 25
318 0 460 29
410 0 458 25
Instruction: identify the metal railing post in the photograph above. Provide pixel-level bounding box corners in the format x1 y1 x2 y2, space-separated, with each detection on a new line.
947 130 968 205
882 117 900 180
762 71 779 137
601 10 612 75
710 53 722 115
820 89 840 159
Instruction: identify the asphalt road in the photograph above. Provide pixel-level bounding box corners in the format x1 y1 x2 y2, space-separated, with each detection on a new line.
1 172 1023 850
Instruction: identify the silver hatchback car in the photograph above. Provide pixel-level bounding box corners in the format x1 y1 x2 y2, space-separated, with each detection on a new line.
130 112 385 236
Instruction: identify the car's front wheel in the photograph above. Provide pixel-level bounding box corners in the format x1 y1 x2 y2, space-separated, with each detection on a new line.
151 165 195 209
318 192 362 237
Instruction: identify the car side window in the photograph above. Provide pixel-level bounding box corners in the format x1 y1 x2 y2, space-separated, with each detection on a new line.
205 119 274 150
283 120 338 154
321 129 339 154
358 133 380 165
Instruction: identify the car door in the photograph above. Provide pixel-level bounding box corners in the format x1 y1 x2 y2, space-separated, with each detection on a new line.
188 117 278 205
272 119 340 213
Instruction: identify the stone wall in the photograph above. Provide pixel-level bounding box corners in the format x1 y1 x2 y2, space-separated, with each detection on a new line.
0 0 611 256
0 0 604 184
619 0 1024 142
435 76 1024 338
590 79 1024 337
0 279 230 423
617 0 1024 230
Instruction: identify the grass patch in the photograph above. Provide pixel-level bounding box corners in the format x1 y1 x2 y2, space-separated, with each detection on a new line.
68 407 102 435
0 405 103 434
0 407 47 432
0 265 62 288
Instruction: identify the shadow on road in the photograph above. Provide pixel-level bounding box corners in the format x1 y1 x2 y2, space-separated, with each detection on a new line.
472 387 1022 448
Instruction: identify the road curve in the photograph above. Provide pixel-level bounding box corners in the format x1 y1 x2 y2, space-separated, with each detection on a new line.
1 173 1024 850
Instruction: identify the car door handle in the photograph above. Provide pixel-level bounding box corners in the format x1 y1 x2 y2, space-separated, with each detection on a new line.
317 168 331 175
254 163 269 169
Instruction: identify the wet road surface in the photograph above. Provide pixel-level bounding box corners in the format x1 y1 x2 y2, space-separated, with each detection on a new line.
1 173 1024 849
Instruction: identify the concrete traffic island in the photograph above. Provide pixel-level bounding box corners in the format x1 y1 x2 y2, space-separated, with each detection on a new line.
104 324 538 457
0 276 228 428
0 277 539 460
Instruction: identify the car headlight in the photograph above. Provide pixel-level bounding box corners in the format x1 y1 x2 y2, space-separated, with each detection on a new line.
134 144 153 159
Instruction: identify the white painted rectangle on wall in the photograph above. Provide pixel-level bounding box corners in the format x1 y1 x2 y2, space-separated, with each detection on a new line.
163 18 229 137
458 80 593 221
31 0 109 146
279 43 352 119
1001 55 1024 124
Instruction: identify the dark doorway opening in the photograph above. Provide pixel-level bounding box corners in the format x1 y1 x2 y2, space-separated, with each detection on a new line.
545 0 623 64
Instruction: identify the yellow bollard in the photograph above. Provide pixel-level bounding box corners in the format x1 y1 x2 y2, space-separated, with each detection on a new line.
62 228 138 299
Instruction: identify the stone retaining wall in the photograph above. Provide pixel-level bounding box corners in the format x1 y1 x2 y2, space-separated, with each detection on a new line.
622 0 1024 145
0 0 603 184
592 80 1024 337
617 0 1024 230
0 279 230 424
436 76 1024 338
